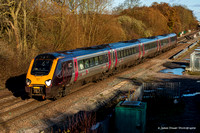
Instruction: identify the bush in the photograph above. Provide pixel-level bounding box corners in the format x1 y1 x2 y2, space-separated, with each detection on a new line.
117 15 151 39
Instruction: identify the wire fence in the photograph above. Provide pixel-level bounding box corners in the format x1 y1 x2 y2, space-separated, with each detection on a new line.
142 82 181 99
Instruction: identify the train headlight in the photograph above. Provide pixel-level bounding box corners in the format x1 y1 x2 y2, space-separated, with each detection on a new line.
45 79 52 87
26 78 31 86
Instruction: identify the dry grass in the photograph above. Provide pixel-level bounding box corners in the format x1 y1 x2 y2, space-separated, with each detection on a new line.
186 71 200 75
0 40 35 88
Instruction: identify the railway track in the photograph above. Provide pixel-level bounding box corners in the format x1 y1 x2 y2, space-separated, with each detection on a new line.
0 89 12 98
0 100 51 124
0 32 199 132
0 80 98 131
0 97 30 111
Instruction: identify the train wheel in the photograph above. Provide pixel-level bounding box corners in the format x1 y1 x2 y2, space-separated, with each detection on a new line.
62 87 67 97
99 73 105 81
54 90 63 100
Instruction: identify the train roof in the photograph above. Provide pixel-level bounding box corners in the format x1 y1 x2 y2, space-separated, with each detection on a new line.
37 44 111 59
138 37 158 43
63 44 111 57
35 53 63 59
108 33 176 49
36 33 177 59
157 33 176 39
108 40 140 49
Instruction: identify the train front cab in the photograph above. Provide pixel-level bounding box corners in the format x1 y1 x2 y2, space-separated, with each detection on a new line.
25 54 59 99
25 54 73 99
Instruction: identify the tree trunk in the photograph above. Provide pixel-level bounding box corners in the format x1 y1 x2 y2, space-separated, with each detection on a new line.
10 0 22 53
23 0 27 57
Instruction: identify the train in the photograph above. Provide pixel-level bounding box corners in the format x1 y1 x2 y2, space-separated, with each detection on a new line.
25 33 177 100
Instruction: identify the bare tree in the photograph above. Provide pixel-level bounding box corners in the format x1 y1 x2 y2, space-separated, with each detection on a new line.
124 0 140 9
113 0 140 13
0 0 22 52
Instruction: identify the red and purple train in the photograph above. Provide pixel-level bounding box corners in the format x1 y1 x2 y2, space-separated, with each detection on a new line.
25 33 177 99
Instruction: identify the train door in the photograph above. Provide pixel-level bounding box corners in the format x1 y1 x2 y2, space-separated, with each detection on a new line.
157 40 161 52
62 60 73 84
168 37 171 47
111 49 115 69
157 40 159 51
73 58 78 82
108 51 111 70
114 49 118 67
138 44 142 58
142 43 145 57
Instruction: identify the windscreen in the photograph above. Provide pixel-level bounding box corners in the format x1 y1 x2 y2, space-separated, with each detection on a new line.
31 59 53 75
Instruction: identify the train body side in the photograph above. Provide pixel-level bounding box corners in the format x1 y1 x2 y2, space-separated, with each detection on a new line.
25 33 177 99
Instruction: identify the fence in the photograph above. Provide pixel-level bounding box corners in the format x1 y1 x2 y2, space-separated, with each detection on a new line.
142 82 180 99
171 41 199 59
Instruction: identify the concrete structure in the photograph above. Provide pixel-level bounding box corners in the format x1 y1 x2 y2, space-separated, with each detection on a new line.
189 51 200 72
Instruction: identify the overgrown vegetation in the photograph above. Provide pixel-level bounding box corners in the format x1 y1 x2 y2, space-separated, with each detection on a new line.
0 0 198 88
186 71 200 75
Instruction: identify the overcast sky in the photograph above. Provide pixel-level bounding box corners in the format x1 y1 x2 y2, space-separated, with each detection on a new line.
112 0 200 21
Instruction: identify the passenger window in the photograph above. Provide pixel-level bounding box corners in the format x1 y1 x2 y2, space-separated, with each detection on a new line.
145 44 148 50
94 57 99 65
126 49 129 56
162 40 166 45
102 55 106 63
129 49 132 55
161 40 163 44
104 54 108 62
173 37 176 42
134 47 136 53
121 51 123 58
68 62 72 68
89 58 95 67
131 48 134 54
84 59 89 69
99 55 103 64
152 42 155 48
117 51 121 58
57 63 62 71
148 43 151 49
136 47 139 52
78 60 84 70
124 50 127 57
